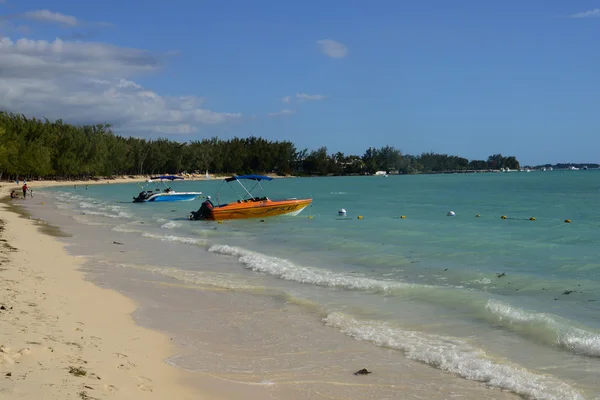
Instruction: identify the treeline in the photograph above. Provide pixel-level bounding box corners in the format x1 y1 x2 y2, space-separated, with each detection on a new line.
531 163 599 169
0 112 520 180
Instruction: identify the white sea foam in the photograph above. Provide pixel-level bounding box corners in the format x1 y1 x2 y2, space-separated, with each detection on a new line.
115 263 252 290
161 221 182 230
208 244 418 292
72 215 111 226
81 210 132 219
141 232 207 246
324 312 584 400
78 201 97 209
111 225 143 234
485 300 600 357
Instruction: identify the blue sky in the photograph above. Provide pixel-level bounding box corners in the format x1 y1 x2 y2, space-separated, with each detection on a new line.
1 1 599 165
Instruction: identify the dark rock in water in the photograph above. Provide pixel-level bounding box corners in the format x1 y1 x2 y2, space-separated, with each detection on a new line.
5 372 11 377
562 290 573 295
112 241 124 245
354 368 372 375
0 305 5 310
444 268 448 271
496 272 506 278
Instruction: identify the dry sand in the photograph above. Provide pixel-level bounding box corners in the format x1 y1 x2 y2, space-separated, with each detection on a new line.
0 203 204 400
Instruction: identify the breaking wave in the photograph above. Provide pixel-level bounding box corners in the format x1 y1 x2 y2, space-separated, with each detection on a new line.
324 312 584 400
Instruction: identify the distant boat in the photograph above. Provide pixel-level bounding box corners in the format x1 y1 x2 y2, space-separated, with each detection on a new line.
132 176 202 203
569 166 580 171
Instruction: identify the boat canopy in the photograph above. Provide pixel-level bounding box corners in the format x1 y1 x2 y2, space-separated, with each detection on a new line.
149 175 185 181
225 174 273 182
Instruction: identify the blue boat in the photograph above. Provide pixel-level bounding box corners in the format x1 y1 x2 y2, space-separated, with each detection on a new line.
133 175 202 203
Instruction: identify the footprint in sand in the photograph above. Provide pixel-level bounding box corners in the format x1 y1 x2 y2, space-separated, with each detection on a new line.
116 360 136 370
17 348 31 356
0 346 31 364
137 383 154 392
103 384 118 393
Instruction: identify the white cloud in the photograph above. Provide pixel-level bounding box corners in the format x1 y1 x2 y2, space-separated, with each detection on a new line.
281 95 290 103
0 37 242 135
9 9 112 28
568 9 600 18
267 109 296 117
316 39 348 59
22 10 79 26
296 93 326 102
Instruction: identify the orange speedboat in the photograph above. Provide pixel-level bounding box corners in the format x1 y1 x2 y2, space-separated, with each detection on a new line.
189 175 312 221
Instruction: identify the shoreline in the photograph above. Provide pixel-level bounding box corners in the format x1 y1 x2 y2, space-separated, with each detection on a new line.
0 167 580 193
1 175 587 399
0 173 291 191
0 203 204 399
9 195 522 400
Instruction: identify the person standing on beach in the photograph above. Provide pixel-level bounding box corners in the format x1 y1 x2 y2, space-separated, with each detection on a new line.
22 183 28 199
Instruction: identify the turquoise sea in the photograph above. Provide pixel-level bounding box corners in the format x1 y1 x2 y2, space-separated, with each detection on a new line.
30 171 600 399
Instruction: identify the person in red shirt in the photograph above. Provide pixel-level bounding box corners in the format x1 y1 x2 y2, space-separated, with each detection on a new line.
22 184 28 199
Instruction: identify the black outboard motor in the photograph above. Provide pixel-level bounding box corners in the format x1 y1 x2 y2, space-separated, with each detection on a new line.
190 199 214 220
133 191 148 203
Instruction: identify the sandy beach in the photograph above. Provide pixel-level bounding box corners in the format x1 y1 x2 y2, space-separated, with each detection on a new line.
0 203 204 399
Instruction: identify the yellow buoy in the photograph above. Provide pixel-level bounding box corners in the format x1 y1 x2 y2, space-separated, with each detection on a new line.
501 215 507 219
308 216 314 219
475 214 480 218
400 215 406 219
529 217 536 221
564 219 571 223
357 216 363 219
